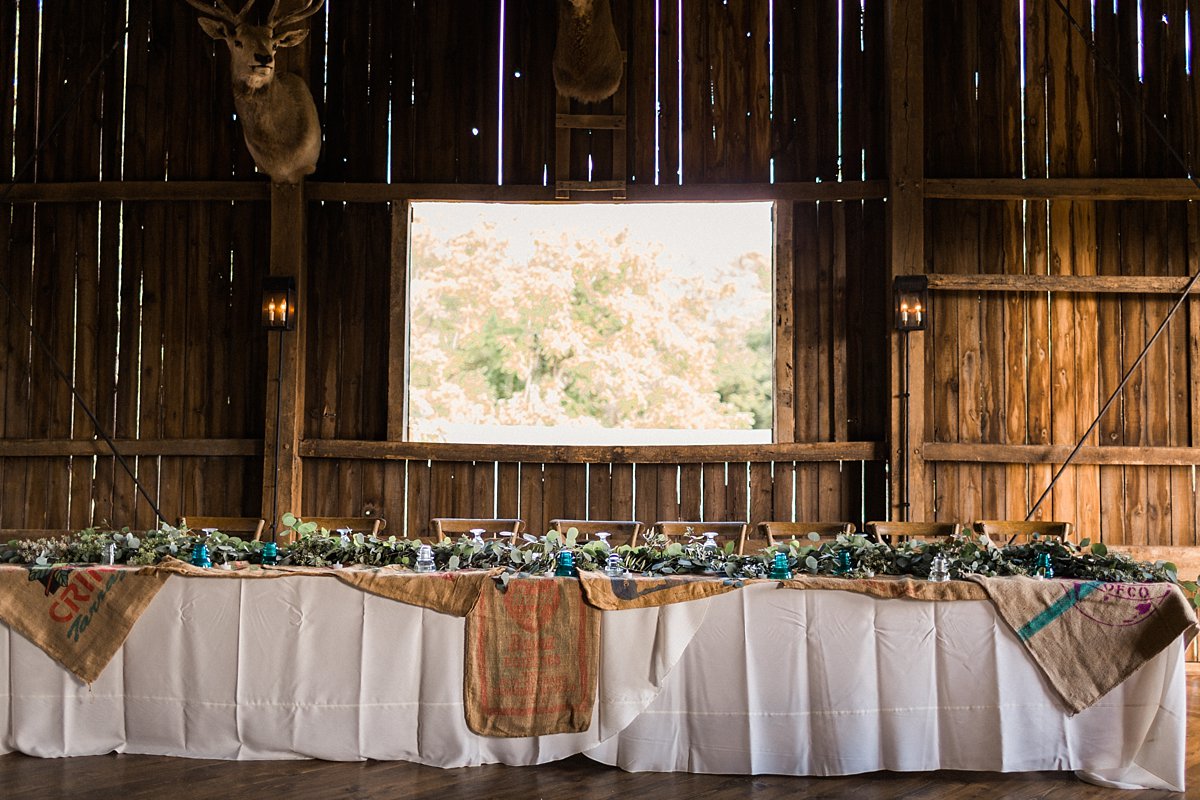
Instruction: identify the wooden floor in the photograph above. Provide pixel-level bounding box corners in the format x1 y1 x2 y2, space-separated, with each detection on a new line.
2 669 1197 800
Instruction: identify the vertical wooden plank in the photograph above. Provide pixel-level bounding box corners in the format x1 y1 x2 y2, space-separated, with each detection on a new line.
429 461 456 521
887 0 926 520
502 0 555 186
539 464 565 535
69 204 99 529
748 461 774 526
588 463 612 521
832 203 849 443
1144 204 1173 545
262 184 307 526
701 463 727 521
387 201 411 441
1098 203 1126 544
678 463 702 520
774 201 795 443
633 465 657 527
928 204 960 522
957 203 982 525
471 461 497 521
561 463 589 521
609 463 634 522
727 461 749 523
657 463 679 522
519 462 545 539
406 460 431 539
496 462 521 524
1123 204 1149 546
772 461 796 522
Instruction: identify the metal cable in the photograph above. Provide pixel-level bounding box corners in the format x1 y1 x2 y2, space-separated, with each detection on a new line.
1025 0 1200 521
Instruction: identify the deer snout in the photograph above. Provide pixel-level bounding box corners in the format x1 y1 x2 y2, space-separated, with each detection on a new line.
254 52 273 67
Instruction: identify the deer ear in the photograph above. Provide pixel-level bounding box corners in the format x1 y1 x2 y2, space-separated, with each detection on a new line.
274 29 309 48
197 17 231 41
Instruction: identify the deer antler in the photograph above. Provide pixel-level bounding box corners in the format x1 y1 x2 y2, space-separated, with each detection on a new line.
267 0 325 29
182 0 256 26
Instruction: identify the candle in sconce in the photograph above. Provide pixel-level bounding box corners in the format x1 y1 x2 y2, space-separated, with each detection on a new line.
914 303 923 325
900 301 909 325
268 301 276 322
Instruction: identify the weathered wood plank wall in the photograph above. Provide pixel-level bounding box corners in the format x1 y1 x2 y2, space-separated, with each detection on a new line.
17 0 1199 548
924 0 1200 544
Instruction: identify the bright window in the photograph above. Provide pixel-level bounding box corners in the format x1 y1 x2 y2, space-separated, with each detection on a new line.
407 202 773 445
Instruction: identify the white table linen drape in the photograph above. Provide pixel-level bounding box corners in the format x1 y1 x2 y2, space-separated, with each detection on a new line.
0 576 1185 791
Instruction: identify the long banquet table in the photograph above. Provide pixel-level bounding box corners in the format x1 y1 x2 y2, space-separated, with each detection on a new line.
0 573 1188 791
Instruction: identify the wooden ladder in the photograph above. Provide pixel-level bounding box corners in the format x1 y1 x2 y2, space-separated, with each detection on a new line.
554 63 627 200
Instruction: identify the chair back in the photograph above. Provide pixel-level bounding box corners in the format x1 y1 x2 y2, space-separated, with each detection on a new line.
866 521 962 544
179 516 266 541
300 516 387 537
650 521 749 553
432 518 525 540
973 520 1072 545
755 521 856 548
550 519 642 548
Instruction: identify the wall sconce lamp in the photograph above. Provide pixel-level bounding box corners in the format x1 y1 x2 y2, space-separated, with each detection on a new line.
262 276 298 543
893 274 929 523
893 275 929 332
261 277 296 331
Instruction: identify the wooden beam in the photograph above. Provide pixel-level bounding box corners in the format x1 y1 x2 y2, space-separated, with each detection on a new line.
924 441 1200 466
299 439 887 465
0 438 261 456
887 0 926 521
262 183 307 532
555 113 626 130
387 201 410 441
307 180 887 203
0 181 270 202
925 177 1200 200
0 179 889 205
774 202 796 443
927 273 1200 294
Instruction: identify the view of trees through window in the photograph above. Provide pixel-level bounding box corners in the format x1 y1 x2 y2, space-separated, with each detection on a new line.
407 202 773 445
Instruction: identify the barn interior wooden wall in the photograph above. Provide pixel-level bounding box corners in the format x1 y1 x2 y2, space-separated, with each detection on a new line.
0 0 1197 549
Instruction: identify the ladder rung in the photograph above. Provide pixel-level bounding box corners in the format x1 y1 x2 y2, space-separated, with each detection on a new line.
556 180 626 192
556 113 626 130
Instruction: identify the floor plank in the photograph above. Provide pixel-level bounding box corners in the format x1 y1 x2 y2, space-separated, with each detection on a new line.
2 666 1197 799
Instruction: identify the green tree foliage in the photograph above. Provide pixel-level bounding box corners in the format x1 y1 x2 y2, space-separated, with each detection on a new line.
408 221 771 441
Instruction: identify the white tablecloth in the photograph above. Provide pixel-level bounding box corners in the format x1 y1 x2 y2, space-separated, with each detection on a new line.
0 577 1186 790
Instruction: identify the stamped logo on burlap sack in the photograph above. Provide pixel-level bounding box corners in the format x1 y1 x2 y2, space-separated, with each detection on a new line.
0 564 167 684
464 577 600 737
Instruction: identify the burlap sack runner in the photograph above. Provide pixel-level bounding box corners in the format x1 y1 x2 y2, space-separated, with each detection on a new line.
335 566 497 617
578 571 744 610
0 564 167 684
779 574 987 601
148 556 301 578
969 576 1198 714
464 577 600 737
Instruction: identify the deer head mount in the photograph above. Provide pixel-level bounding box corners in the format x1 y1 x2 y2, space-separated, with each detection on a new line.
553 0 623 103
186 0 324 184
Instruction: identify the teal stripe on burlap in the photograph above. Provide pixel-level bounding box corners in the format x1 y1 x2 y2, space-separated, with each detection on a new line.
1016 581 1104 641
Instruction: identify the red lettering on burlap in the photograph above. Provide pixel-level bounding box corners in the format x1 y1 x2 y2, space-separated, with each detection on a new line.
47 577 95 624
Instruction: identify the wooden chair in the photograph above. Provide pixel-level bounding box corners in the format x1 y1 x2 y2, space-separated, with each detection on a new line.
301 516 387 536
865 521 962 545
649 521 750 553
973 520 1073 545
754 521 857 548
179 516 266 541
550 519 642 548
431 518 524 541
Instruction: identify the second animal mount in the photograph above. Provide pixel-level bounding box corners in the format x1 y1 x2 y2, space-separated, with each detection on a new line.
554 0 623 102
186 0 325 184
